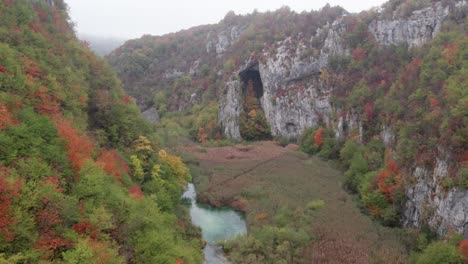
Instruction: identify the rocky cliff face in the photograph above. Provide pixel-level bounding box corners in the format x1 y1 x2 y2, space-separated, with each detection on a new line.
217 1 467 236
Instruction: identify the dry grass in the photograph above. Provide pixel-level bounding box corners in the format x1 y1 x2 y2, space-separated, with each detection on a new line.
182 141 409 263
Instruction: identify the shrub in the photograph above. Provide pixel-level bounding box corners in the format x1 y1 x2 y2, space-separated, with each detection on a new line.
413 241 462 264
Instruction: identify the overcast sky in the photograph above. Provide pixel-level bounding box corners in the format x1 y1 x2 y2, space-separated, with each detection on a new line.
65 0 388 39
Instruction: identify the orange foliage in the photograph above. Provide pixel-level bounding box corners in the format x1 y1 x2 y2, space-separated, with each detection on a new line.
122 94 132 105
377 161 401 202
459 240 468 261
34 86 61 117
197 127 207 144
314 127 324 147
0 103 18 129
429 98 439 109
255 212 269 221
175 259 184 264
96 148 129 184
0 168 22 242
55 120 94 175
129 186 144 200
73 221 97 239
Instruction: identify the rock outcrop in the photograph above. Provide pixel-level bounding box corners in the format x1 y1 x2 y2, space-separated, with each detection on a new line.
368 2 451 48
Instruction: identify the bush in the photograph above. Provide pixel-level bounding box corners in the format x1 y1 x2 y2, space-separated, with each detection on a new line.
412 241 462 264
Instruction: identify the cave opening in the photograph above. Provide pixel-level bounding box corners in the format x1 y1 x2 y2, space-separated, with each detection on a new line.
240 68 264 99
238 65 271 141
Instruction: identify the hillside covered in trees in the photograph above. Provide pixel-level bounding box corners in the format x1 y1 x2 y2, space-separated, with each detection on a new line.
107 0 467 262
0 0 202 263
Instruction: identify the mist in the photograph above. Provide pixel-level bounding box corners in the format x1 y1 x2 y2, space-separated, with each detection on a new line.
66 0 388 39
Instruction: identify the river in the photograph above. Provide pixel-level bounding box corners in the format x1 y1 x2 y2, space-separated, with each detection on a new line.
182 183 247 264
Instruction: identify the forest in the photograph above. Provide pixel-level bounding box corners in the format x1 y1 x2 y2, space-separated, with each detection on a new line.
0 0 467 263
0 0 202 263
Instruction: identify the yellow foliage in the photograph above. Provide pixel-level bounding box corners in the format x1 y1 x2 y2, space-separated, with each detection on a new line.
130 155 144 181
255 212 269 221
248 109 257 119
133 136 153 153
159 150 189 185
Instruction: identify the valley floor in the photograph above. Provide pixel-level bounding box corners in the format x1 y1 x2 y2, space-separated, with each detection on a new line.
181 141 410 263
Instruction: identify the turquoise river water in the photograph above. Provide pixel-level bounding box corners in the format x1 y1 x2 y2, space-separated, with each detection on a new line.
182 183 247 264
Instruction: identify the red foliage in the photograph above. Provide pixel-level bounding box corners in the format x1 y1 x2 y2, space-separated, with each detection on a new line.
398 57 422 89
363 102 374 121
175 259 184 264
23 58 43 78
29 22 41 33
0 103 18 129
202 80 209 91
35 198 72 257
55 120 94 175
122 94 132 105
34 7 48 22
429 98 439 109
459 240 468 261
0 65 7 74
314 127 324 147
129 186 144 200
442 43 458 64
352 48 366 61
34 86 61 117
377 161 401 202
0 168 22 242
96 148 129 184
73 221 97 239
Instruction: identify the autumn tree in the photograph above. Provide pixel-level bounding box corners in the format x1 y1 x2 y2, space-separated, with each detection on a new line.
55 119 94 175
314 127 324 147
96 148 129 184
0 104 18 129
0 168 21 243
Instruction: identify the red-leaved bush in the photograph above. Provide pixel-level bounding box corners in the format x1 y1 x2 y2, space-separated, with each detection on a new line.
314 127 324 147
34 198 72 258
55 119 94 175
377 161 401 202
0 168 22 242
96 148 129 184
460 240 468 261
0 103 18 129
129 186 144 200
34 86 61 117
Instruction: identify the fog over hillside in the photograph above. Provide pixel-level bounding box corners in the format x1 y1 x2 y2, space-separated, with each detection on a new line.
78 33 127 56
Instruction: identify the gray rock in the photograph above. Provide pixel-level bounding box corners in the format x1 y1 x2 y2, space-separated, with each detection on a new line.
218 80 242 140
141 107 160 123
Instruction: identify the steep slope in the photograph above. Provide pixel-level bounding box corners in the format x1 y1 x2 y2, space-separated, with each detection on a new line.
108 0 467 241
0 0 201 263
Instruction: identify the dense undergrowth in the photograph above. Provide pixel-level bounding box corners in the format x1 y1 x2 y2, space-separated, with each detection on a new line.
0 1 202 263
